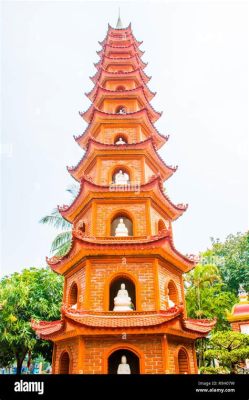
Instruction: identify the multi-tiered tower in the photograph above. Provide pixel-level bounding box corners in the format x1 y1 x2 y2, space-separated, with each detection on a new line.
32 17 215 374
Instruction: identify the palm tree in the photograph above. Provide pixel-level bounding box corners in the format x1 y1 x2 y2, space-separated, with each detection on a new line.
185 264 221 316
184 264 221 368
40 185 78 257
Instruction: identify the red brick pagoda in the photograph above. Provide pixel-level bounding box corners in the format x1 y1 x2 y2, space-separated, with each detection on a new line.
32 16 215 374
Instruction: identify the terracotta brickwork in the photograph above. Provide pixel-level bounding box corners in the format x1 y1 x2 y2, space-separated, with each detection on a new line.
167 338 197 374
88 260 156 311
230 322 240 332
158 264 183 310
99 126 138 144
150 207 170 235
53 338 79 374
95 202 147 236
98 158 142 185
65 265 86 310
104 80 136 90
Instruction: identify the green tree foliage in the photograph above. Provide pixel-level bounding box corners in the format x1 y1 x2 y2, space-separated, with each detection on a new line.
185 264 236 331
39 185 78 257
204 232 249 294
0 268 63 373
204 331 249 374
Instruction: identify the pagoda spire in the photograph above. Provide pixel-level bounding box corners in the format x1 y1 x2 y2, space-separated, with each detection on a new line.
116 7 123 29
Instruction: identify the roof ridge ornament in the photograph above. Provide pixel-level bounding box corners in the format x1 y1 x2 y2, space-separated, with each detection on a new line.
116 7 123 29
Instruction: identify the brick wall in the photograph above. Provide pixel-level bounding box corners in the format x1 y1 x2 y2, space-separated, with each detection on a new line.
53 338 79 374
88 260 156 311
158 264 183 310
53 334 197 374
65 265 86 310
100 126 138 144
230 322 241 332
95 202 147 236
98 158 142 185
167 337 197 374
84 335 164 374
150 207 170 235
102 98 139 113
104 80 136 90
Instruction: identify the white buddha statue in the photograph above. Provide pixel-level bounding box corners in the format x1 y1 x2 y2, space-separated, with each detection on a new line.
116 137 126 145
113 283 132 311
71 303 77 310
117 355 131 374
115 170 129 185
115 218 129 237
118 107 126 114
166 289 175 308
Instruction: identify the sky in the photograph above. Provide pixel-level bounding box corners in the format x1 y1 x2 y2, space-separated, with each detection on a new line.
1 0 248 276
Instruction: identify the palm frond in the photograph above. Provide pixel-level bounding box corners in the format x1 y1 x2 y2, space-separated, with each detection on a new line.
39 208 71 230
54 242 72 257
51 231 72 253
66 184 79 199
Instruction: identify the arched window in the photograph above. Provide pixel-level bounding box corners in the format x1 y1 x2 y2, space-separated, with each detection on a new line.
112 168 130 185
68 283 78 308
116 85 125 91
109 276 136 311
59 352 70 374
77 220 86 233
108 349 140 374
115 105 127 114
178 348 190 374
166 280 179 307
111 214 133 237
158 219 166 233
114 135 127 145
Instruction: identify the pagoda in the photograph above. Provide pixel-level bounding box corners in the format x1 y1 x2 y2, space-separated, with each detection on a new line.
227 286 249 334
32 16 215 374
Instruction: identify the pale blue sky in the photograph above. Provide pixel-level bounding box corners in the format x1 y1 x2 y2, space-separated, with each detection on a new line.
1 0 248 276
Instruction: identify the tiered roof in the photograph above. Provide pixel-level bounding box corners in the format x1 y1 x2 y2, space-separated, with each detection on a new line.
32 305 216 340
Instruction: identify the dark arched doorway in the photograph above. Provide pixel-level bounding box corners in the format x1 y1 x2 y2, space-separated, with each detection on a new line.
59 352 70 374
108 349 140 374
178 348 190 374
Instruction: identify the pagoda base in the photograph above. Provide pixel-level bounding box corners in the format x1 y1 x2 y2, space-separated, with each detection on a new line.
52 334 198 374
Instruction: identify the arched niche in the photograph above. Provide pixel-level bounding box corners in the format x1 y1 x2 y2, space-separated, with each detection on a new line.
167 280 179 307
76 220 86 234
109 276 136 311
111 214 133 237
114 134 128 145
177 348 190 374
116 85 125 91
158 219 166 233
59 351 70 374
115 105 127 114
108 349 140 374
112 167 130 185
68 282 78 308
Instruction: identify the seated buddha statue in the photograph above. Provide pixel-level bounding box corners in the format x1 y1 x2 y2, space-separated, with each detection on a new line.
114 170 129 185
116 137 126 145
113 283 132 311
115 218 129 237
117 355 131 374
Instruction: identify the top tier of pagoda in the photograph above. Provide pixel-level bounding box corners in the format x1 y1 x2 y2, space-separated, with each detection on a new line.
74 19 167 150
